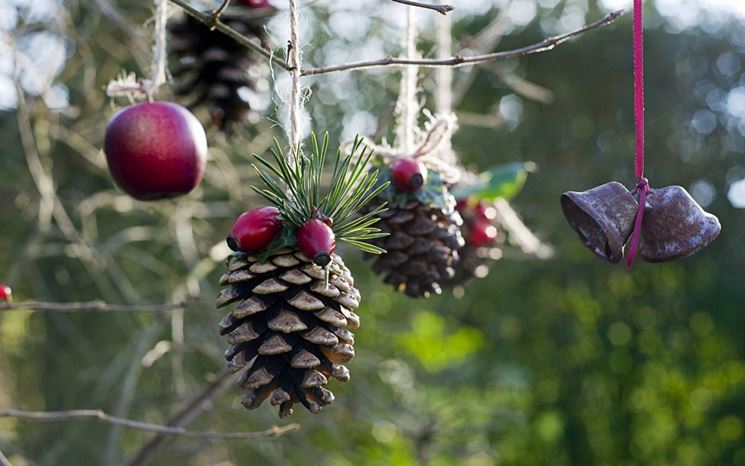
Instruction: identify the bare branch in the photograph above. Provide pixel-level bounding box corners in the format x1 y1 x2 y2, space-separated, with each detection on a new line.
167 0 291 70
0 300 187 313
209 0 231 30
301 10 624 76
392 0 454 15
0 409 300 440
125 371 238 466
0 449 11 466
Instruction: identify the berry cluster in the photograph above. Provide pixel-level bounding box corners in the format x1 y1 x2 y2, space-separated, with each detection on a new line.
227 207 336 267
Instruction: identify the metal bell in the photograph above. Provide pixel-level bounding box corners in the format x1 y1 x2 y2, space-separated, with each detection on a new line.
639 185 721 262
561 181 638 263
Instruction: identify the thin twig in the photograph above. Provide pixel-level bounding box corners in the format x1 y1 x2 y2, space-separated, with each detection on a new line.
125 372 238 466
209 0 231 30
0 409 300 440
392 0 454 15
165 1 622 77
301 10 624 76
0 449 11 466
167 0 290 69
0 300 187 313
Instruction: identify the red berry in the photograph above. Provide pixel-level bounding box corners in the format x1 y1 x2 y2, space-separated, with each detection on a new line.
391 157 427 192
227 207 282 253
468 220 498 247
456 198 469 211
237 0 271 7
297 219 336 266
0 284 12 303
104 102 207 201
474 201 497 221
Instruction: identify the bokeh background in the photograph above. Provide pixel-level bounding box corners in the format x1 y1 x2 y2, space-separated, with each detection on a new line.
1 0 745 465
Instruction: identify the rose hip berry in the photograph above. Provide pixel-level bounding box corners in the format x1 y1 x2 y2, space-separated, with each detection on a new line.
104 102 208 201
474 201 497 221
0 284 12 303
468 220 498 248
227 207 282 253
391 157 427 192
238 0 271 7
297 219 336 267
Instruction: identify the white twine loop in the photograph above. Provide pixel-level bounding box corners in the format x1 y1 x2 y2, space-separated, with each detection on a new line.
395 7 419 154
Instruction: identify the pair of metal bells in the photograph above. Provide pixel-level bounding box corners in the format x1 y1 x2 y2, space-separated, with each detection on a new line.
561 182 721 263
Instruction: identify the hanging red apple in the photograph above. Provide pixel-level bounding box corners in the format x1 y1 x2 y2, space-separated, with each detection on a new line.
297 219 336 266
391 157 427 192
0 284 12 303
227 206 282 253
104 102 208 201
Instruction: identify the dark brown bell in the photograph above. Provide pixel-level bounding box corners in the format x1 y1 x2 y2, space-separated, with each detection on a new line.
639 185 720 262
561 181 638 263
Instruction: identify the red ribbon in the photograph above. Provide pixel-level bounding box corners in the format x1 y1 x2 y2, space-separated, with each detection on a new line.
626 0 647 268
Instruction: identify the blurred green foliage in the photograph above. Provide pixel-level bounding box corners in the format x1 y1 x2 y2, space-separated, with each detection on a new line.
1 1 744 466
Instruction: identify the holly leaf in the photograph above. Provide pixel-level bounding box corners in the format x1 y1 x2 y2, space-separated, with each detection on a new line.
453 162 536 201
255 227 297 263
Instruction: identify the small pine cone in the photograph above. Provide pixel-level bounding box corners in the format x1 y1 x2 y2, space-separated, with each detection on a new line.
447 240 503 287
216 249 361 417
363 196 465 298
168 7 275 131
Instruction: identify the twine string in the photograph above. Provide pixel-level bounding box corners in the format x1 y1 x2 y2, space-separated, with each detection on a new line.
288 0 302 165
626 0 647 268
396 6 418 155
148 0 169 101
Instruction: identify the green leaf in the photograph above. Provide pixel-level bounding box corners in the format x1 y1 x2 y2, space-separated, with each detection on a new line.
452 162 536 201
255 227 297 263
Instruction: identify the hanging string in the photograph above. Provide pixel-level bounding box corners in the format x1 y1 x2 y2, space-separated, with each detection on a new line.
396 6 418 155
288 0 302 164
626 0 648 268
148 0 169 101
436 13 456 166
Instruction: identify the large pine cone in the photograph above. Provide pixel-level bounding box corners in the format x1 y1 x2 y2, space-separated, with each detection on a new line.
168 7 274 131
216 249 361 417
362 197 465 298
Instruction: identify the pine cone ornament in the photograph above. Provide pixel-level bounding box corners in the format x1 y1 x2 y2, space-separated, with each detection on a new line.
217 250 360 417
362 157 465 298
168 2 276 131
448 200 502 286
217 134 387 416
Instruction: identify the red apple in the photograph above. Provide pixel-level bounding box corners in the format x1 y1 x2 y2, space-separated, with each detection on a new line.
468 220 498 247
0 284 12 303
297 219 336 266
104 102 207 201
391 157 427 192
228 207 282 253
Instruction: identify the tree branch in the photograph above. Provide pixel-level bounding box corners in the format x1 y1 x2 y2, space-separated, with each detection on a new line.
166 1 622 78
125 371 238 466
392 0 454 15
301 10 624 75
167 0 291 70
0 408 300 440
0 449 11 466
209 0 231 30
0 300 187 313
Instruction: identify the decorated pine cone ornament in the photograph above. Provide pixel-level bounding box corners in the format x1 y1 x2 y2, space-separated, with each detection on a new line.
168 0 276 131
216 133 388 417
361 157 465 298
447 199 503 286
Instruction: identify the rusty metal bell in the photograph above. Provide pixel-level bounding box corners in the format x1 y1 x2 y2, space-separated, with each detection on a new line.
561 181 639 263
639 186 721 262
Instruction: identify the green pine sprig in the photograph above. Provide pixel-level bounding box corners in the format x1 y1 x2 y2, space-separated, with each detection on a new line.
252 132 389 255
